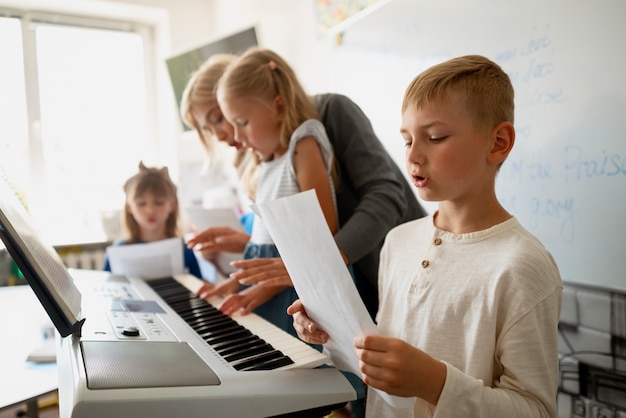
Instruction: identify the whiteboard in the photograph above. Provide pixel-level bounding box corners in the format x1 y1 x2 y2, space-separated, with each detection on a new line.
328 0 626 291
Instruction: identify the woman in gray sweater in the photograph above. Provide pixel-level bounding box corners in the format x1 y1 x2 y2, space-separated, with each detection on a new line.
182 54 427 320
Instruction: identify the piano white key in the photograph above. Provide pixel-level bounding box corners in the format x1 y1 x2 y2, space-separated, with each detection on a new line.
231 311 329 370
170 275 330 370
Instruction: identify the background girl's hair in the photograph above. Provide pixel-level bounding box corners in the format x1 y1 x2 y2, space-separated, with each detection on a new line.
402 55 514 131
121 161 181 242
216 47 322 196
180 53 237 158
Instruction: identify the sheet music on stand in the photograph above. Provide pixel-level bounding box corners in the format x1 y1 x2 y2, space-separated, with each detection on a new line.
106 237 185 279
0 170 84 337
184 207 245 275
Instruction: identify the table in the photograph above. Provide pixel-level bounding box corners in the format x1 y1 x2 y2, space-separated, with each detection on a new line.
0 285 58 418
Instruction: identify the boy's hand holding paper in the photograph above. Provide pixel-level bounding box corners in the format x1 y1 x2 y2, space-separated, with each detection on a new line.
252 190 415 409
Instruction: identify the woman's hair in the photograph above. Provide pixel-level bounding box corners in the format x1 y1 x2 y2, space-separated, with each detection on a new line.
402 55 514 131
180 53 237 157
216 47 324 193
121 161 181 242
179 53 259 199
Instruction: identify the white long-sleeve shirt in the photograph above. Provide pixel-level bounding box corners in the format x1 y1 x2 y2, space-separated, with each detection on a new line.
367 215 562 418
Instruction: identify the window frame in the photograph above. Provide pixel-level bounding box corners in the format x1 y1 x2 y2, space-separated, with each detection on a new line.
0 1 176 245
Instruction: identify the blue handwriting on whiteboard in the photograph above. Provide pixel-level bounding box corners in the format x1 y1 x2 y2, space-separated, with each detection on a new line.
500 156 553 182
529 193 575 243
522 58 555 83
523 87 564 107
564 145 626 180
520 25 551 57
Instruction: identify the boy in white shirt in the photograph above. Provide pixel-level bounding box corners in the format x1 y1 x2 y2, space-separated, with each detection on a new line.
289 55 562 417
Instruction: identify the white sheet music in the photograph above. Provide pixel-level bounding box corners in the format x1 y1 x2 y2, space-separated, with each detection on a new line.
106 237 184 279
184 207 246 275
0 171 82 324
252 190 415 409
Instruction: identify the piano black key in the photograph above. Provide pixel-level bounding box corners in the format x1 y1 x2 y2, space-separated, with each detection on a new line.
169 298 218 313
169 294 206 305
202 328 252 345
211 334 259 352
222 341 272 362
146 277 296 371
186 313 233 329
244 356 295 371
146 278 178 290
150 280 189 293
184 314 232 331
160 292 197 304
156 292 198 306
152 282 187 292
179 305 221 320
231 350 287 371
192 320 241 335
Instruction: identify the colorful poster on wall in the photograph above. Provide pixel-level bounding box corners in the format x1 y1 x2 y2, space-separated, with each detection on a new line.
315 0 390 37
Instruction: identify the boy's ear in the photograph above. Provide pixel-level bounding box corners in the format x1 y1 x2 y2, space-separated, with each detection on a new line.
488 121 515 165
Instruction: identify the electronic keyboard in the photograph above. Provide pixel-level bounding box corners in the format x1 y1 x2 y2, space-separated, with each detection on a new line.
147 275 329 371
0 177 355 418
57 270 356 418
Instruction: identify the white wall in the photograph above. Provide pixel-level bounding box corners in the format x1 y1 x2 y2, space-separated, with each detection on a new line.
103 0 336 94
3 0 413 209
99 0 347 210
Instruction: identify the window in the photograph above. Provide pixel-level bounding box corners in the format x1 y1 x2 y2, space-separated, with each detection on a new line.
0 17 29 191
0 10 164 245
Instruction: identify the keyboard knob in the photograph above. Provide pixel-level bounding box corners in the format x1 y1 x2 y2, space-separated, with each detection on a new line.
122 326 140 337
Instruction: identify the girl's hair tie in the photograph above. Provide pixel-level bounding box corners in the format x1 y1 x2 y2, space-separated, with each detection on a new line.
268 60 277 70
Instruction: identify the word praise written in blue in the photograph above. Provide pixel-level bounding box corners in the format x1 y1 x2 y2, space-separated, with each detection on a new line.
564 145 626 181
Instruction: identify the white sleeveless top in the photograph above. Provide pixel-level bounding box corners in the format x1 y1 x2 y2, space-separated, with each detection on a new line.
250 119 336 245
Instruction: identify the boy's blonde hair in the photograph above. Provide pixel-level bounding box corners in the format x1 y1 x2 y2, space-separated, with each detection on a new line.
122 161 181 242
402 55 514 131
180 53 237 157
216 47 331 196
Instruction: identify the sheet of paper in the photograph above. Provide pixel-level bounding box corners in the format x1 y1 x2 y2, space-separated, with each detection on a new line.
253 190 415 409
0 172 82 328
184 207 245 275
106 237 184 279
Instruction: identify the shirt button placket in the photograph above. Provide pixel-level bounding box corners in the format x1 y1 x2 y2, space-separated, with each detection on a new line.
422 237 442 268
